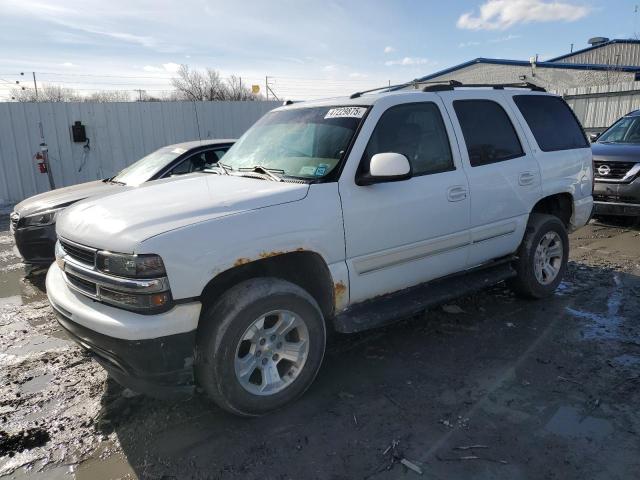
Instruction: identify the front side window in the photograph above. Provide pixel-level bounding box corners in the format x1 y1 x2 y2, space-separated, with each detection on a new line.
219 106 367 179
453 100 524 167
514 95 588 151
597 115 640 144
361 102 454 176
169 148 228 176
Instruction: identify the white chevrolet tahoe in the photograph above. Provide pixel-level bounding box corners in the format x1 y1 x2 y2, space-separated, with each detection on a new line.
46 83 593 416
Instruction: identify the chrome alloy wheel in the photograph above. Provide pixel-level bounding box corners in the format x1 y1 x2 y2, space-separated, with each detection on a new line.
234 310 309 396
533 231 563 285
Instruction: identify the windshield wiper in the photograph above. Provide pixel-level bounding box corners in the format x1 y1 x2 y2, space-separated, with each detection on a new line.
107 178 126 185
204 162 231 175
238 165 284 182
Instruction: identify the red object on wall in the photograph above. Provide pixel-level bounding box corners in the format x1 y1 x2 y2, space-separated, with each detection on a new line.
38 162 48 173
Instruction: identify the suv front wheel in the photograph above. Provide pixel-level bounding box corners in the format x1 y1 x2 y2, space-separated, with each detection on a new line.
508 213 569 299
196 278 326 416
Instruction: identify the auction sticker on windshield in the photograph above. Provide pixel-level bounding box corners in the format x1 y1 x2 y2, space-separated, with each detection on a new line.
324 107 367 119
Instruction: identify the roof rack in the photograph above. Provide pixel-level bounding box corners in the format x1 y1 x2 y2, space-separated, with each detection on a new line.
349 80 545 98
349 79 461 99
421 82 546 92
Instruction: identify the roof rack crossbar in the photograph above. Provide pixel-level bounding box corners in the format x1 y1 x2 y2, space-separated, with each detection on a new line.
349 79 463 99
422 81 546 92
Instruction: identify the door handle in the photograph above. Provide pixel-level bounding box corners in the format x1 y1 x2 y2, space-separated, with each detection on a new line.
518 172 535 186
447 185 468 202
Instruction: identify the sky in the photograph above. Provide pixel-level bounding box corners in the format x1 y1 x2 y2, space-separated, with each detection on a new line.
0 0 639 100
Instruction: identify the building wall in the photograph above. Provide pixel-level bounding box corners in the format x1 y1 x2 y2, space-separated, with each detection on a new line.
555 82 640 132
423 63 636 89
0 101 280 205
553 43 640 67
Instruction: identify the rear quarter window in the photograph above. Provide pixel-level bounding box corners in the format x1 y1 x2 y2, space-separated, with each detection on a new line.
514 95 588 152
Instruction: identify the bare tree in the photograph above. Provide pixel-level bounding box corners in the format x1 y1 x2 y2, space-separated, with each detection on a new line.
11 84 81 102
171 65 261 101
85 90 132 102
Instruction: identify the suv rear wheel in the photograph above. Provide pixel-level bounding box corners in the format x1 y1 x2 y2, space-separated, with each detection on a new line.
508 213 569 299
196 278 326 416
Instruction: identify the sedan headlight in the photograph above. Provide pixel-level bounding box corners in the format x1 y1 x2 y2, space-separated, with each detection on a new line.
22 208 63 227
96 251 166 278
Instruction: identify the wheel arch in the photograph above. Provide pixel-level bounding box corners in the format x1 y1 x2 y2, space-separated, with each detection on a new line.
199 250 336 327
530 192 573 228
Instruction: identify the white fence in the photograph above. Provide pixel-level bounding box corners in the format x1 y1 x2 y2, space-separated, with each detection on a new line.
0 100 280 205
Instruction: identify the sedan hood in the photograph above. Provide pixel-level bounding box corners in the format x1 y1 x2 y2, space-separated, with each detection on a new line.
13 180 124 217
57 174 309 253
592 142 640 163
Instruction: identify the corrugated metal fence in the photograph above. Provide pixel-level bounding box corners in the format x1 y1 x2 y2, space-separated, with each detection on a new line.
556 82 640 133
0 101 280 205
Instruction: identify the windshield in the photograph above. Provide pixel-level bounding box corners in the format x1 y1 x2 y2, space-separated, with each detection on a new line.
598 116 640 144
220 106 367 179
112 146 186 185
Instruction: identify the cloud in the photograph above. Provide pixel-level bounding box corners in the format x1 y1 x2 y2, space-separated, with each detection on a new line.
162 62 181 73
323 64 338 72
488 33 522 42
348 72 368 78
383 46 395 53
60 62 75 67
457 0 591 30
459 41 481 48
384 57 431 67
143 63 181 73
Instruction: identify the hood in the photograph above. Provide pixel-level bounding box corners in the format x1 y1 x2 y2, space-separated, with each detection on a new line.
13 180 124 217
57 174 309 253
592 142 640 163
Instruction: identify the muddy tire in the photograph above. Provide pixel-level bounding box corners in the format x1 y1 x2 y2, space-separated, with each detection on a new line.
507 213 569 299
195 278 326 417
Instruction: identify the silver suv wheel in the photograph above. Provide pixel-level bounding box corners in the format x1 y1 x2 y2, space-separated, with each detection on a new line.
533 231 563 285
234 310 309 396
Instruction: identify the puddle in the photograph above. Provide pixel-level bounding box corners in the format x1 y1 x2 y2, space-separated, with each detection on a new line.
566 273 629 342
611 354 640 368
544 406 614 441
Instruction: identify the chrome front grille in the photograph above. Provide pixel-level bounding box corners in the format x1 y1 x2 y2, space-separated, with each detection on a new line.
594 161 638 181
66 272 98 296
59 239 96 266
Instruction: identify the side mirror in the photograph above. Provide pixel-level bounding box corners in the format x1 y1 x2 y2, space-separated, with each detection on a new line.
357 153 412 186
589 132 600 143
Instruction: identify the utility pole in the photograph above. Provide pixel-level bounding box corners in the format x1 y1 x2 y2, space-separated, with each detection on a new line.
265 76 269 101
32 72 38 101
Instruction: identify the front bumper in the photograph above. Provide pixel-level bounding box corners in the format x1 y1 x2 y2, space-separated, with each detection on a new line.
46 263 202 397
12 222 57 264
593 178 640 217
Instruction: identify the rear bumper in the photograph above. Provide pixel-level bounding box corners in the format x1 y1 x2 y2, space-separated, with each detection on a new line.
46 263 202 398
12 223 57 264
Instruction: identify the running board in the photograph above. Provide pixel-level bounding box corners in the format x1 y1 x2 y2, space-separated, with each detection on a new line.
333 262 516 334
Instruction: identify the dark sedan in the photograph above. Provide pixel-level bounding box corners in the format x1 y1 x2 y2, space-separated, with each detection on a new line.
10 139 235 264
591 111 640 218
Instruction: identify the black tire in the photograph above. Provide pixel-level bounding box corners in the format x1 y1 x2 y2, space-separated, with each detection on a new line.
195 277 326 416
507 213 569 299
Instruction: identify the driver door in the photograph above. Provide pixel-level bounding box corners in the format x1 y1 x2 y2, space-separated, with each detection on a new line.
339 98 471 304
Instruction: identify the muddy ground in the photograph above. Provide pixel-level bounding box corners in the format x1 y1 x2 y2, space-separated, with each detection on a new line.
0 212 639 480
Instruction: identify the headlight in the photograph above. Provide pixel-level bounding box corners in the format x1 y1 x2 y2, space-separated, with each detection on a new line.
22 208 62 227
96 251 166 278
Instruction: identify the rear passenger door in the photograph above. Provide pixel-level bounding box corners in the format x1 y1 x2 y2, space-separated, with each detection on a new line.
441 91 542 267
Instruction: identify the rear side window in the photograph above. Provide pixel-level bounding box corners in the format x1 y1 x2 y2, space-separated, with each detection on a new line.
514 95 588 151
453 100 524 167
